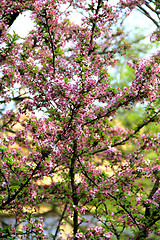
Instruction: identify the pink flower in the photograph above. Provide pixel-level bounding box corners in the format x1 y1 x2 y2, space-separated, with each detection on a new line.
136 196 142 204
103 232 113 238
75 232 84 238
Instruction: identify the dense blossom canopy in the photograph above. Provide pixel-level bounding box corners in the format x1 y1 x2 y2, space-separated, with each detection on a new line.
0 0 160 239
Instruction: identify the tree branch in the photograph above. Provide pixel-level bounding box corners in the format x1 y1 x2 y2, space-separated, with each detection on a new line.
78 157 140 230
69 139 79 238
145 176 160 217
44 11 56 75
88 109 160 155
88 0 102 55
53 204 68 240
137 5 159 27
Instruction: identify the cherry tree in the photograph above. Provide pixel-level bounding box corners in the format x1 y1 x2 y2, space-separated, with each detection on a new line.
0 0 160 239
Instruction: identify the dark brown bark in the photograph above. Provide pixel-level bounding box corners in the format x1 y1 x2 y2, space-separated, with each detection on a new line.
69 139 79 239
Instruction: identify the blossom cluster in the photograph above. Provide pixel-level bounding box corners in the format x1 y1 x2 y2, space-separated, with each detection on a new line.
0 0 160 239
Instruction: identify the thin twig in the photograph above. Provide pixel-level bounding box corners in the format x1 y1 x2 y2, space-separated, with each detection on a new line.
44 11 56 75
86 109 160 155
88 0 102 55
53 204 68 240
145 2 160 15
137 5 159 27
77 157 140 229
